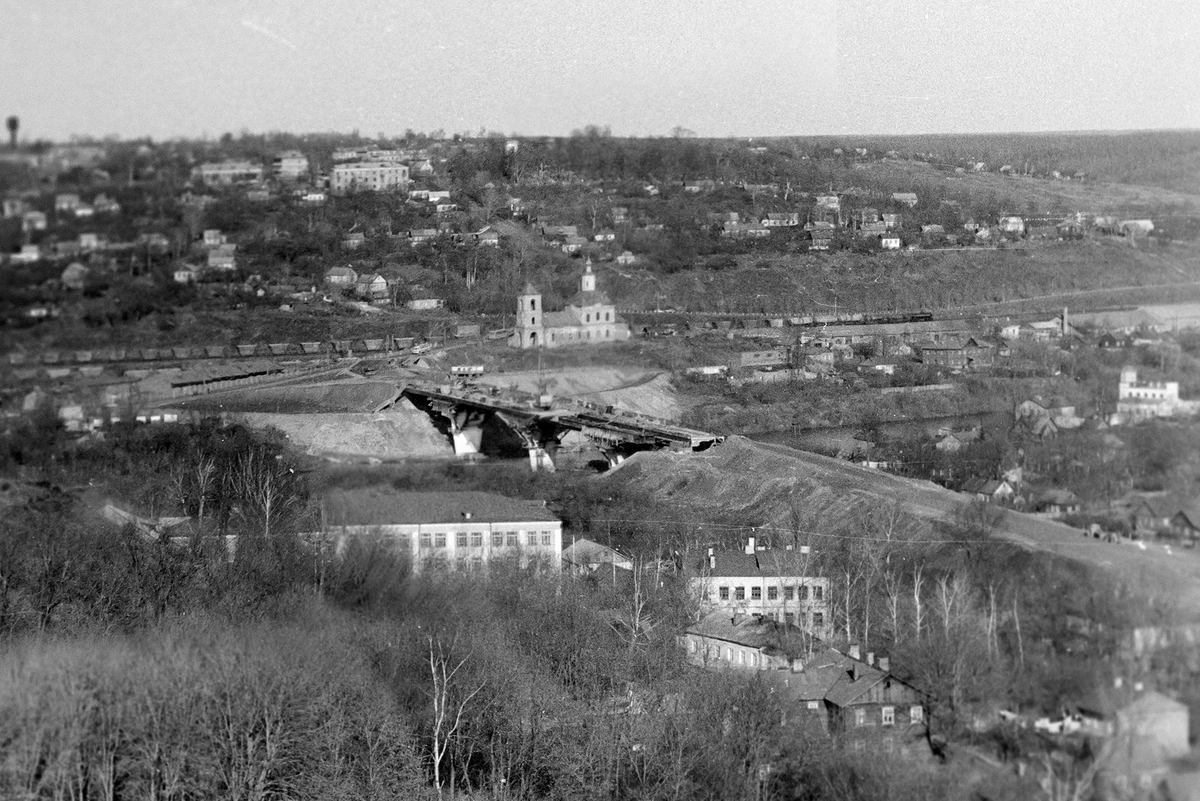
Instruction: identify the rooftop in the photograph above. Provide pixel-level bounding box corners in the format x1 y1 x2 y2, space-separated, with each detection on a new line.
690 547 817 578
323 489 560 527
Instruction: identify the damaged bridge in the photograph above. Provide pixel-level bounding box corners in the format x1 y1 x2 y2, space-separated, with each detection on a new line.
402 382 723 470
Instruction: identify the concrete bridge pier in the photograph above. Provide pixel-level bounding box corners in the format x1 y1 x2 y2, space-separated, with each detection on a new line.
431 401 488 458
496 412 563 472
528 446 556 472
600 448 626 468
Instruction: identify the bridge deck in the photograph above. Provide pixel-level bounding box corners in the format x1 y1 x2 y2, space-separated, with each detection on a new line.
403 382 721 449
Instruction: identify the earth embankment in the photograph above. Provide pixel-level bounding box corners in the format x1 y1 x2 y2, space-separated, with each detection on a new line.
479 367 682 420
227 403 452 461
603 436 1200 610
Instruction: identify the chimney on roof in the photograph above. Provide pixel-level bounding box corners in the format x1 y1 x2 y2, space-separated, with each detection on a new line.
878 656 889 673
851 663 860 681
866 652 874 667
745 536 755 555
462 511 473 520
848 644 860 661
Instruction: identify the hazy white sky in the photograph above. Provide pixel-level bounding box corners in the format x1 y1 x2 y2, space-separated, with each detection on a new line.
2 0 1197 141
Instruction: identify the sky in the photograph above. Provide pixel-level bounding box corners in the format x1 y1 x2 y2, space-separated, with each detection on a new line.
2 0 1197 142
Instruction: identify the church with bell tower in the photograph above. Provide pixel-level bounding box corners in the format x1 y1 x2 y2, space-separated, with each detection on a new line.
510 258 631 349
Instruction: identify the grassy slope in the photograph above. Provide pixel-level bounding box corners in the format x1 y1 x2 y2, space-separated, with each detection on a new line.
602 239 1200 316
603 436 1200 612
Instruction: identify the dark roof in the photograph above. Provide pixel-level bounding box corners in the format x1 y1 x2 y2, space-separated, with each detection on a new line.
824 661 888 707
563 537 629 566
1172 505 1200 529
1038 489 1080 506
689 548 815 578
566 289 613 307
962 477 1008 495
755 647 900 706
686 611 810 654
542 309 581 328
323 489 560 527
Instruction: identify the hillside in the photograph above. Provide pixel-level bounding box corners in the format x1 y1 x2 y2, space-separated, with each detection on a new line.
604 238 1200 316
603 437 1200 611
224 405 452 461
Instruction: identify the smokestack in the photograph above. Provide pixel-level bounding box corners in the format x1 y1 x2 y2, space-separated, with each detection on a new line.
745 536 755 555
848 644 860 661
878 656 890 673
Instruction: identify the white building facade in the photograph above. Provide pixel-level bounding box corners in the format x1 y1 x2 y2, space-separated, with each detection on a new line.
322 489 562 574
1117 366 1200 422
330 161 410 195
687 539 831 637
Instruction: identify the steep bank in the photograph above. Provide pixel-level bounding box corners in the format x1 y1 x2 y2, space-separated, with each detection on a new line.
228 402 452 461
603 437 1200 610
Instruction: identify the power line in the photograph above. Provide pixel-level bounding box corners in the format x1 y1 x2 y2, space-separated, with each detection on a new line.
582 517 993 546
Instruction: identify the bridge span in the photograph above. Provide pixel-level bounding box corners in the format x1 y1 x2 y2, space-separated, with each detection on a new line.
401 381 723 470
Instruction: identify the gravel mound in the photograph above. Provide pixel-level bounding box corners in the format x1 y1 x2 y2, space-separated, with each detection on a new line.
232 406 452 460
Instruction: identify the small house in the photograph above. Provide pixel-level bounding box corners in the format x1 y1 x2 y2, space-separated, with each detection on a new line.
406 288 445 311
354 273 390 302
173 263 202 284
1168 506 1200 544
961 477 1016 504
615 250 637 266
207 244 237 271
1035 489 1081 518
22 210 47 232
54 193 82 213
324 266 359 286
891 192 919 208
562 538 633 576
998 216 1025 235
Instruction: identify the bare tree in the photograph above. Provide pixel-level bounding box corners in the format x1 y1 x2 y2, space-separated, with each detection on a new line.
427 635 484 798
231 450 295 539
912 565 926 642
611 559 657 649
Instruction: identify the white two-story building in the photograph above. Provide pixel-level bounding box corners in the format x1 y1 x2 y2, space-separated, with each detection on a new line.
321 489 562 574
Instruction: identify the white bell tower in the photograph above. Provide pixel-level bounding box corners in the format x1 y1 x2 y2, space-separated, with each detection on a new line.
514 282 543 349
581 257 596 293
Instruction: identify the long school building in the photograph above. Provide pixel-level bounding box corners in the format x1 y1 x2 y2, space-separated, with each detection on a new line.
321 489 562 573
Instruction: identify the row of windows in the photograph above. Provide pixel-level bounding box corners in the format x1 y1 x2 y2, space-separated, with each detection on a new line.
550 328 612 342
417 530 555 549
583 312 612 323
716 584 824 602
852 705 922 727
